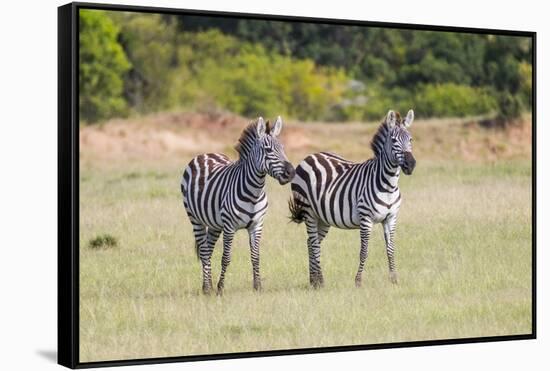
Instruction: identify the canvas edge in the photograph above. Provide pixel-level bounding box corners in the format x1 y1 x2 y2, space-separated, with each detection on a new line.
58 3 79 369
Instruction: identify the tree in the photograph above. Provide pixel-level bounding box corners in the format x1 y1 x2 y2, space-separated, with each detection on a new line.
78 11 533 123
79 10 131 123
110 12 181 114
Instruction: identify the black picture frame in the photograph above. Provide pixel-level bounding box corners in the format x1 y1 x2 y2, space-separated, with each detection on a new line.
58 2 537 368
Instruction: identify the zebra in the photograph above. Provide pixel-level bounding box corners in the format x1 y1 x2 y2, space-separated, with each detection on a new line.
181 116 295 295
288 110 416 288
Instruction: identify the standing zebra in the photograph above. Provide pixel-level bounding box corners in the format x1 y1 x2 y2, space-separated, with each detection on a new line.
289 110 416 288
181 117 295 295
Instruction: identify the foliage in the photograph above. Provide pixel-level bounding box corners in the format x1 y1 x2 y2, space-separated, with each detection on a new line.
478 35 532 123
78 10 533 124
518 62 533 109
186 35 347 120
496 92 523 123
332 83 497 121
97 13 347 121
415 84 498 118
176 19 533 123
79 10 131 123
110 13 183 114
88 234 118 249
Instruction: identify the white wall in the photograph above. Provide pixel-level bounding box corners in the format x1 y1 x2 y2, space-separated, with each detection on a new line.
0 0 546 369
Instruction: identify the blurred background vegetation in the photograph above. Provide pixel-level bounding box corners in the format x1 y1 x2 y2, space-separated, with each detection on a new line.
79 10 533 125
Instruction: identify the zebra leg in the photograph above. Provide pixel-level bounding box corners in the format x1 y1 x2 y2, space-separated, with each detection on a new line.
201 228 221 294
306 220 324 289
216 228 235 295
383 215 398 284
355 217 373 287
317 223 330 245
248 225 263 291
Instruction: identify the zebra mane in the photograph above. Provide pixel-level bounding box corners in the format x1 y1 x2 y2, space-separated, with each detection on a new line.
370 112 401 157
235 119 271 158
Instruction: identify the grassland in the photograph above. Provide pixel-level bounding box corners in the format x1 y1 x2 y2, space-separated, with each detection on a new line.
79 113 532 362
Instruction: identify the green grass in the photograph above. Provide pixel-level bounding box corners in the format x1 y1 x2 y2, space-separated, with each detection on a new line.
79 156 532 362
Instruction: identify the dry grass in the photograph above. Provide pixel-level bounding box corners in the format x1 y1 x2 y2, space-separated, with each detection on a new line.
79 113 532 362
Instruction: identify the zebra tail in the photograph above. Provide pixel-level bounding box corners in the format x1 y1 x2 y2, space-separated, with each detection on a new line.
288 196 306 224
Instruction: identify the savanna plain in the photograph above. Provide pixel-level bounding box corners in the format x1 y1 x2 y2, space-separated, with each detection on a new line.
79 112 532 362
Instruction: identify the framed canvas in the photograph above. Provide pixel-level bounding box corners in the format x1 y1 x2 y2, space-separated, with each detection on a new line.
58 2 536 368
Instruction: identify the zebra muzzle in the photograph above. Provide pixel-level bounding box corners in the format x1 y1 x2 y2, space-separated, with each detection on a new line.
278 161 296 185
402 152 416 175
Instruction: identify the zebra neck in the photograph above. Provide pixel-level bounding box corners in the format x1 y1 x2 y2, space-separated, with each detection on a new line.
376 151 400 192
236 156 267 198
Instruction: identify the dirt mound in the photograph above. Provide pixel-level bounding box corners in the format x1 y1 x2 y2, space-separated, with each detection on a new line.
80 112 248 162
80 112 533 165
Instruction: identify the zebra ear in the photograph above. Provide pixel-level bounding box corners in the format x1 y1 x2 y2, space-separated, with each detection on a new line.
271 116 283 137
256 117 267 138
403 109 414 128
386 110 397 128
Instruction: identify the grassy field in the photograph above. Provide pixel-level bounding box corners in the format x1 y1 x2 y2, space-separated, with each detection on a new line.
79 113 532 362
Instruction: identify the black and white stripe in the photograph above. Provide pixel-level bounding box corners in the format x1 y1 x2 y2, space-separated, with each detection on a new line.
181 117 295 294
289 110 416 287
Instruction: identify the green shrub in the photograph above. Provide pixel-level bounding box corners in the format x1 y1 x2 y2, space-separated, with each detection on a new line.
272 56 347 120
497 92 523 123
414 83 497 117
362 91 394 121
80 13 532 123
518 62 532 109
89 234 118 249
175 31 348 120
111 13 184 114
79 10 131 123
336 83 499 122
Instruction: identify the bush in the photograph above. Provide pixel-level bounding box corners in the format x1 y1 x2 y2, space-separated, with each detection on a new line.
334 82 499 122
362 89 395 121
115 13 189 114
518 62 532 109
80 13 532 123
174 31 348 120
89 234 118 249
496 92 523 123
79 10 131 123
414 83 497 118
272 57 347 120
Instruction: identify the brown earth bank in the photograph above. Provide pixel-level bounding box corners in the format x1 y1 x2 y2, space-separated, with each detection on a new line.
80 111 532 167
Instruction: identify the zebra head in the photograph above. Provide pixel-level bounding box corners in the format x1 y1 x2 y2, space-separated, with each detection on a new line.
385 109 416 175
256 116 295 185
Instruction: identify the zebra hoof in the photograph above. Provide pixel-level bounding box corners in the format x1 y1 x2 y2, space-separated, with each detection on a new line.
355 277 362 288
389 272 398 284
202 286 213 295
253 281 262 292
310 277 324 289
216 282 225 296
